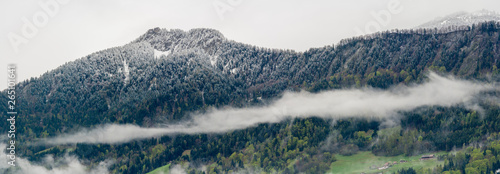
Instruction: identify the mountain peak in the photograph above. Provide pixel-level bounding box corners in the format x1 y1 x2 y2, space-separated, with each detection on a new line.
187 28 225 39
134 27 226 54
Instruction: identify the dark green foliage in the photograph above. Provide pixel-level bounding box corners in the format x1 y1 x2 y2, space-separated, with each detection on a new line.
398 167 417 174
441 135 500 174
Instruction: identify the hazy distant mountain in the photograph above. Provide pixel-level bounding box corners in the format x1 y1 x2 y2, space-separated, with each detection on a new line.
416 9 500 29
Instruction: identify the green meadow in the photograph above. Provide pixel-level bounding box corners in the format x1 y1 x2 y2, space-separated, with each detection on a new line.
329 151 445 174
146 163 171 174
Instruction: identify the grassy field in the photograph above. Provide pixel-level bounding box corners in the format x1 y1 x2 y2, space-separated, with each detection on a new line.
146 163 171 174
329 151 445 174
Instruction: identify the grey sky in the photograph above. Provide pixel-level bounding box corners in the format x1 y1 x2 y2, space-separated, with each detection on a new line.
1 0 500 89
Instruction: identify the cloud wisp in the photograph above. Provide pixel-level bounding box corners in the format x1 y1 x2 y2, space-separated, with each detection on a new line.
0 144 111 174
41 72 494 145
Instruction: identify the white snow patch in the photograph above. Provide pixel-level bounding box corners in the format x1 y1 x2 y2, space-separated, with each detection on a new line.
230 68 238 74
154 49 170 58
210 56 218 66
122 60 130 85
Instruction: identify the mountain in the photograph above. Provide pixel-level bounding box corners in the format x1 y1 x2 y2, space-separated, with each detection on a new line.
1 21 500 174
416 9 500 29
134 28 225 56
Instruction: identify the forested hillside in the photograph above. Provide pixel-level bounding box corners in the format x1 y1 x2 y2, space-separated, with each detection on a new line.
1 21 500 174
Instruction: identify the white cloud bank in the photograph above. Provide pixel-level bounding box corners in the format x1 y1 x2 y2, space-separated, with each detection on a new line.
41 73 495 145
0 144 111 174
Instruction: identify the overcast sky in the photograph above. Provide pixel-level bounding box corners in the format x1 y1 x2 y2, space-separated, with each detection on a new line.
1 0 500 89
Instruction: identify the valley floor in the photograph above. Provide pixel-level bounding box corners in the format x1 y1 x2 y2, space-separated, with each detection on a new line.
329 151 445 174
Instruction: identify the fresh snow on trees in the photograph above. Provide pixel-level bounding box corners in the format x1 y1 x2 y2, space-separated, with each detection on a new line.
154 49 171 58
122 59 130 85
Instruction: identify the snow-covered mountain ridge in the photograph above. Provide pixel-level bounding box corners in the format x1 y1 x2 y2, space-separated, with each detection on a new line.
133 28 226 56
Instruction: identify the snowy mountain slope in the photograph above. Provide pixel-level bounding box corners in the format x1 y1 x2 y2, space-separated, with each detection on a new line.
6 22 500 130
